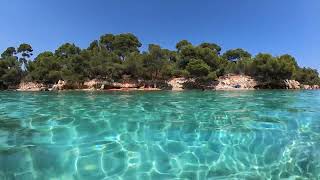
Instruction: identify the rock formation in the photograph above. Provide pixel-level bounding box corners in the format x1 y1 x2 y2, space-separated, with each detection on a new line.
83 79 104 90
283 80 301 89
12 75 320 91
51 80 66 91
168 78 188 91
17 82 47 91
302 84 320 90
214 74 258 90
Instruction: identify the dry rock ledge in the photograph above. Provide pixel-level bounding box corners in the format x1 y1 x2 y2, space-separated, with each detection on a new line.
214 74 257 90
16 74 320 91
17 82 47 91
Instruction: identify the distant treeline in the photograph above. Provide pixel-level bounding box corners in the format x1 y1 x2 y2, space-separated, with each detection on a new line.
0 33 319 88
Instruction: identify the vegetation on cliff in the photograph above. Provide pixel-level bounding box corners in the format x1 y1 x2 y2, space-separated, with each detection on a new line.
0 33 319 89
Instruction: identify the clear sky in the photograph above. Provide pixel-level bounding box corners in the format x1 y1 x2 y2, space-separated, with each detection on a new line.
0 0 319 70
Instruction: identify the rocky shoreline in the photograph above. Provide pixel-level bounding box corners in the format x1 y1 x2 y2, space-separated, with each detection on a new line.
11 74 320 92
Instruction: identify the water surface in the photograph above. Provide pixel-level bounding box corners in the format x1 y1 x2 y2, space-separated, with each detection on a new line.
0 91 319 179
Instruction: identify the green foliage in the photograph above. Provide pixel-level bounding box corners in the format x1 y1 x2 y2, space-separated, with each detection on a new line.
0 33 319 89
140 44 175 80
16 43 33 68
222 48 251 61
186 59 210 77
26 51 61 83
247 53 297 81
99 33 141 60
99 34 115 51
1 47 17 58
61 55 89 83
294 68 320 85
0 56 23 88
87 40 100 52
225 58 253 75
17 43 33 58
87 50 122 80
55 43 81 58
199 43 222 54
178 44 222 70
176 40 192 52
207 71 218 80
123 53 144 79
197 47 220 69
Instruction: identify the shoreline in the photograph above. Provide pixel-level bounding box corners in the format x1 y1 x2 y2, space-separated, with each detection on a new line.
9 88 320 92
5 75 320 92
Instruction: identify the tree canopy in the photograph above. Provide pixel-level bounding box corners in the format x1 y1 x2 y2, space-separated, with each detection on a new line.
0 33 319 89
222 48 251 62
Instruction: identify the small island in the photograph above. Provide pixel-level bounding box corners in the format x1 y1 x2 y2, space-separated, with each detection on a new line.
1 33 319 91
1 0 320 179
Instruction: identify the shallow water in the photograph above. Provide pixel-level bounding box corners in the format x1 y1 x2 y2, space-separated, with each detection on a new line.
0 90 319 179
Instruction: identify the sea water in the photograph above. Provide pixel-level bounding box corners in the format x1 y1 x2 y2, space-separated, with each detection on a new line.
0 90 319 179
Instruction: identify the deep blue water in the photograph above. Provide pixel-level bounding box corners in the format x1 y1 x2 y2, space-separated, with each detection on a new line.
0 91 320 179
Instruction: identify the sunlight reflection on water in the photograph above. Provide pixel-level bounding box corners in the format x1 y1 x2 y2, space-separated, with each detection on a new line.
0 90 319 179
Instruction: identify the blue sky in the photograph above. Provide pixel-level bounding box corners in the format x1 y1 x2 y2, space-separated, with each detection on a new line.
0 0 319 70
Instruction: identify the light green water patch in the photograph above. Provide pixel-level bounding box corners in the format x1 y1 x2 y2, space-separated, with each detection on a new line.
0 90 320 179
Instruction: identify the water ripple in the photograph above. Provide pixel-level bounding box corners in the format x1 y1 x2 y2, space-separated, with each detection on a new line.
0 90 319 179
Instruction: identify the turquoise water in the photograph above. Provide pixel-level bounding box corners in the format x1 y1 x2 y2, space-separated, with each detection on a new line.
0 91 320 180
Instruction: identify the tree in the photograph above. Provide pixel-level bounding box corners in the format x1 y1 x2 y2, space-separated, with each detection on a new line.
1 33 320 89
197 46 220 70
179 45 197 68
222 48 251 62
250 53 297 81
294 68 320 85
87 40 100 52
224 57 254 75
141 44 174 80
87 50 123 80
35 51 54 59
55 43 81 58
26 51 62 83
162 49 178 62
0 56 23 88
186 59 210 77
99 34 115 51
278 54 298 69
123 52 145 79
199 43 221 54
1 47 17 58
17 43 33 63
99 33 141 60
113 33 141 59
176 40 192 52
178 44 223 71
61 55 89 83
251 53 274 80
0 46 24 88
276 54 298 79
